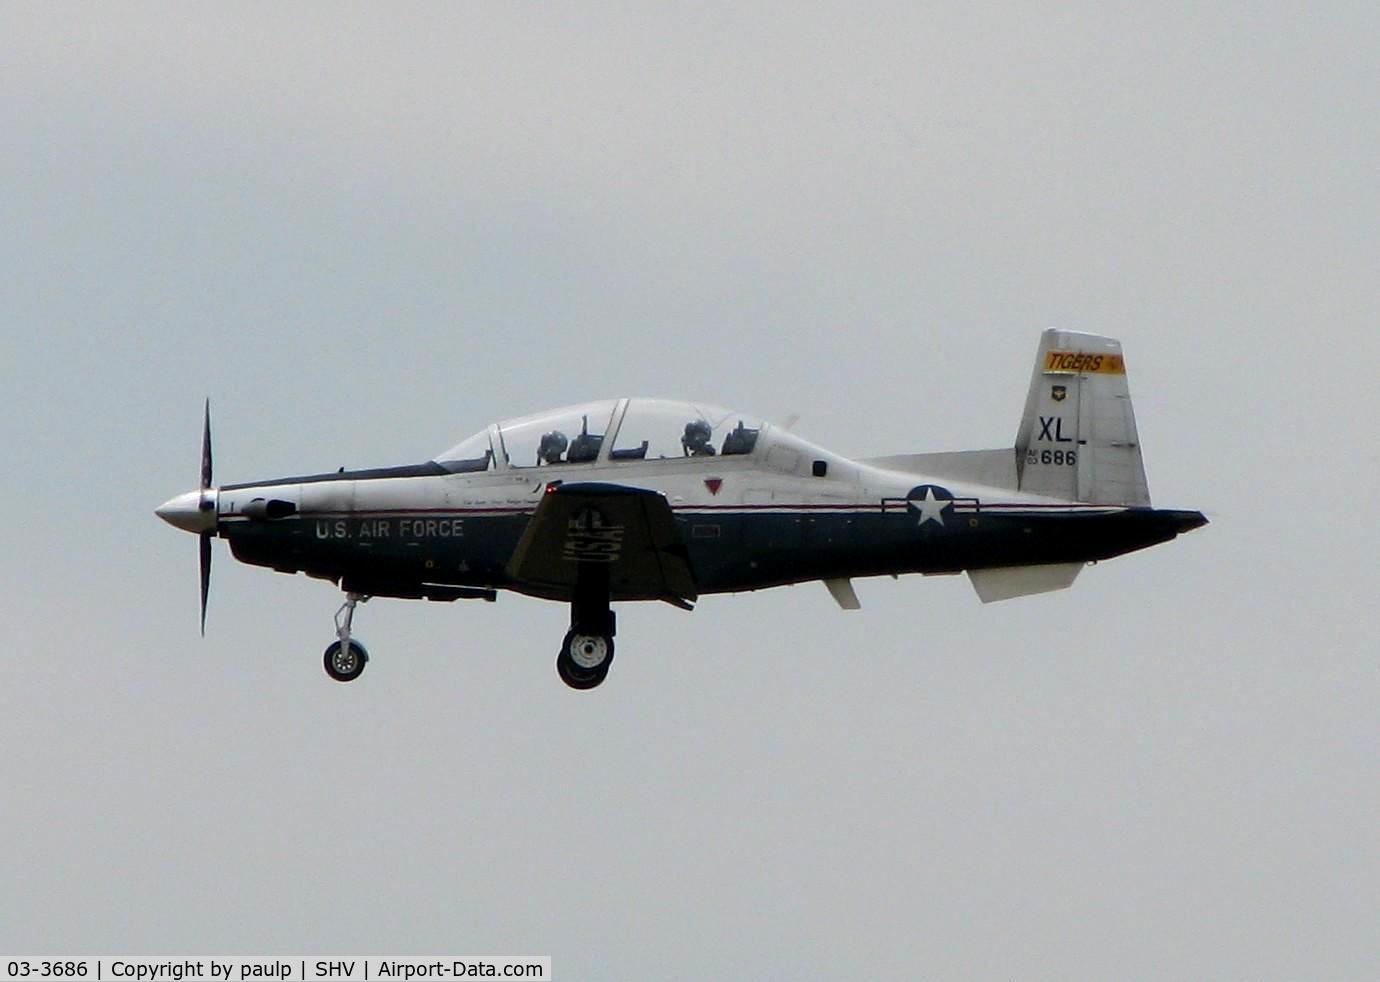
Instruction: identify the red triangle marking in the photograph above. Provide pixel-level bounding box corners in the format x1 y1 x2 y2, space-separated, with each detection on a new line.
704 478 722 496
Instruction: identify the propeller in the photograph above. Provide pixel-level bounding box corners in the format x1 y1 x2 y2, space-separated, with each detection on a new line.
199 399 213 635
154 400 221 634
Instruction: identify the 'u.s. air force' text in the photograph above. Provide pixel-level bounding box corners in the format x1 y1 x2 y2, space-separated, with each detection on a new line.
314 517 465 540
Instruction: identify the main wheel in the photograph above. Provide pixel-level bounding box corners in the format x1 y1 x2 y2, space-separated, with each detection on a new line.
323 639 369 682
556 629 614 689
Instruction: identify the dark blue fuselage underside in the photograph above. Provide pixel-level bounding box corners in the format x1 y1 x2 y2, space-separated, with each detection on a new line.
224 506 1205 603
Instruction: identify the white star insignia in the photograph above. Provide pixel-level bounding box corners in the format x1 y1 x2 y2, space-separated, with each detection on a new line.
912 487 949 527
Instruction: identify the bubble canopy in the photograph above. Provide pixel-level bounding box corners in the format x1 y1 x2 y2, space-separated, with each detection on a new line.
434 399 764 472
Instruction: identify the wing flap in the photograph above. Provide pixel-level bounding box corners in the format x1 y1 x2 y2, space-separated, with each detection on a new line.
507 482 697 605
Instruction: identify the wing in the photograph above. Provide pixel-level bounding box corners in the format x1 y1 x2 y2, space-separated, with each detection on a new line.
506 482 698 607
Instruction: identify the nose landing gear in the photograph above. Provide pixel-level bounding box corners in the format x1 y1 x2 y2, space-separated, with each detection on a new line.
324 637 369 682
323 592 370 682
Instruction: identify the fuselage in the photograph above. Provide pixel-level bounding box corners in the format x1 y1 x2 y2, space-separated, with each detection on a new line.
211 421 1203 604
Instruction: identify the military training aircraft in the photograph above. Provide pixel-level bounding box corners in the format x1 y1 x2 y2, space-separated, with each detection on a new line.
156 329 1206 688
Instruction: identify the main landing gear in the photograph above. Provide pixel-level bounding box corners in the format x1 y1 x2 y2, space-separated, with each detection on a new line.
556 584 616 690
323 592 369 682
317 587 619 689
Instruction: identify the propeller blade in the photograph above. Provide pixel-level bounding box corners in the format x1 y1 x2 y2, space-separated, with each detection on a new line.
200 398 213 490
200 530 212 636
200 400 213 635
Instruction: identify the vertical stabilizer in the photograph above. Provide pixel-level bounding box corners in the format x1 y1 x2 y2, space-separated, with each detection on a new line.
1014 329 1150 506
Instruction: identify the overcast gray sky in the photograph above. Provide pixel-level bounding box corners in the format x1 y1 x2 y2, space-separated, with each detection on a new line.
2 4 1376 978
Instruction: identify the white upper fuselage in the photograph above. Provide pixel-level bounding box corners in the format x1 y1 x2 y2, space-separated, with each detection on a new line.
213 397 1088 528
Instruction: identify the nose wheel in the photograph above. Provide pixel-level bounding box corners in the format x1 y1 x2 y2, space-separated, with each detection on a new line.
324 638 369 682
324 591 370 682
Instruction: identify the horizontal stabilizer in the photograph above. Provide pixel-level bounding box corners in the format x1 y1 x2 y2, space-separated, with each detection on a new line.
968 563 1082 603
862 449 1017 490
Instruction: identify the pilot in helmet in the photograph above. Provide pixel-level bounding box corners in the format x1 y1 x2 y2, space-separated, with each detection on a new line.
538 430 569 465
682 419 716 456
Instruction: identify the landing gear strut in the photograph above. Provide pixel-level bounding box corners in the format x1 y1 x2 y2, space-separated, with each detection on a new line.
323 592 369 682
556 580 616 690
